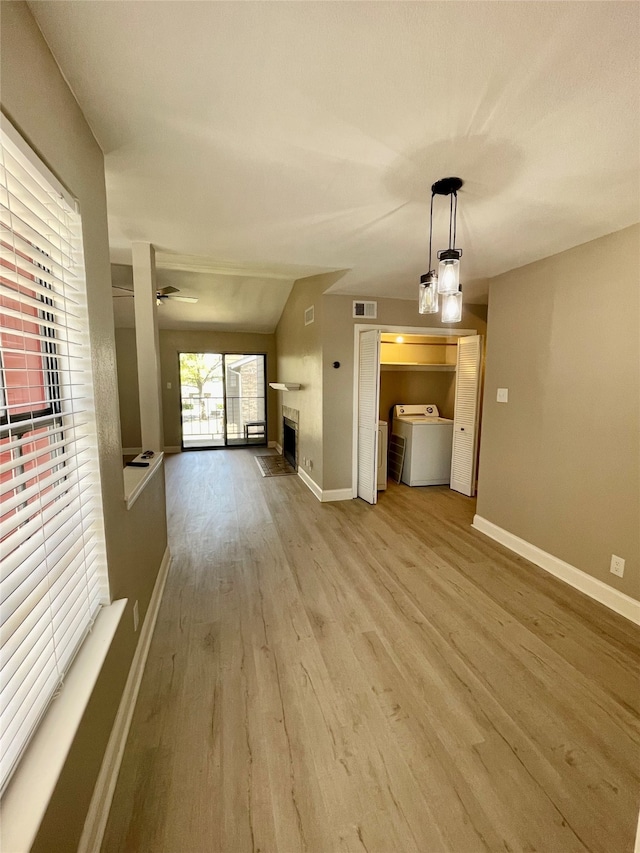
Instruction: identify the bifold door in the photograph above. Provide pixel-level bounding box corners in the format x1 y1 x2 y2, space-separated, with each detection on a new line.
357 329 381 504
450 335 483 496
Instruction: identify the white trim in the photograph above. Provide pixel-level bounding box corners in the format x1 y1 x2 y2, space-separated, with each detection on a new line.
0 600 128 853
472 515 640 625
298 467 323 501
634 808 640 853
297 467 353 503
163 445 181 454
321 488 353 503
274 442 283 455
268 440 278 449
123 452 164 510
78 547 172 853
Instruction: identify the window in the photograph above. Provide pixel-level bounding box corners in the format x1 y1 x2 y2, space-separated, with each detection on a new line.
0 119 109 793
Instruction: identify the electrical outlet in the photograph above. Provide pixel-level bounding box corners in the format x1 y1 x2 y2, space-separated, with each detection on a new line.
166 382 172 390
610 555 625 578
497 388 509 403
133 600 139 631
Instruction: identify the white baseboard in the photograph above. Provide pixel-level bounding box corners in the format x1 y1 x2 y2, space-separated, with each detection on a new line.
297 467 353 503
298 467 322 500
268 441 278 449
274 442 282 455
163 446 181 454
321 487 353 502
78 546 172 853
472 515 640 626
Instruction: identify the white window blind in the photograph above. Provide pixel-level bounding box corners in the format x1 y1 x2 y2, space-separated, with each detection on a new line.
0 119 109 793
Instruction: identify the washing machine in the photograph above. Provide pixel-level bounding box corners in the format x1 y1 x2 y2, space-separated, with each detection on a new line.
392 404 453 486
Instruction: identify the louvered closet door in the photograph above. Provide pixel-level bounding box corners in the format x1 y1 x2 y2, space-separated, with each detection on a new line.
357 329 380 504
450 335 483 496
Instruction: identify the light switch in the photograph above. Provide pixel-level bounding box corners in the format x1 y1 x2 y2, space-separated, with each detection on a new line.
497 388 509 403
166 382 172 390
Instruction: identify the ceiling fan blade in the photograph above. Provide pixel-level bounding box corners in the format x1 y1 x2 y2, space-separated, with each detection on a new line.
112 285 134 294
157 286 179 296
167 295 198 304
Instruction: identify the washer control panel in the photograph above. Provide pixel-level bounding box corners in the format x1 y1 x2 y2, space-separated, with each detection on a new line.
394 404 440 418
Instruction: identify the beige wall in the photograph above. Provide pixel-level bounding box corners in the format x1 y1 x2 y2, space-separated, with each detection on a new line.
159 329 277 448
1 4 168 850
476 225 640 601
322 296 487 491
379 370 456 422
114 328 142 449
275 273 341 488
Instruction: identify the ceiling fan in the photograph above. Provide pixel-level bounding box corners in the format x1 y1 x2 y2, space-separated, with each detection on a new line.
112 285 198 306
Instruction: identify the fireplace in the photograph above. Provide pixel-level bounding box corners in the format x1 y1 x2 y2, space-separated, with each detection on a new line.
283 417 297 470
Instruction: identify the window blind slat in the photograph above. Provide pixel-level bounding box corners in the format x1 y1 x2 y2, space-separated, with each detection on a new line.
0 230 81 287
0 299 82 336
0 209 71 270
0 241 82 292
1 156 75 233
0 263 82 308
1 192 75 255
1 666 59 768
0 477 94 575
0 282 81 323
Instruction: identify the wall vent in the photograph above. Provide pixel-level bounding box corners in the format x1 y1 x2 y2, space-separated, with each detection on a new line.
304 305 314 325
353 300 377 319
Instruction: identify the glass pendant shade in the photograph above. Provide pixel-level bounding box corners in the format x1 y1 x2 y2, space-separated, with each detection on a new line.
441 287 463 323
418 272 439 314
437 251 461 294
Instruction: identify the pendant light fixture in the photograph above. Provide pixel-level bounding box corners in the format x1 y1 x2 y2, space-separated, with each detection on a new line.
418 176 464 322
418 192 439 314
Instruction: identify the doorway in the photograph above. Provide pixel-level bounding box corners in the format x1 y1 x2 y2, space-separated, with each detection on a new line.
352 325 483 503
178 352 267 449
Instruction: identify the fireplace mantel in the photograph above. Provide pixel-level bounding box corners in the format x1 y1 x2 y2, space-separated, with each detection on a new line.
269 382 301 391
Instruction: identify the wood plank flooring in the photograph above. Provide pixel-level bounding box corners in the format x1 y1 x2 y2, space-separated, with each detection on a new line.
102 450 640 853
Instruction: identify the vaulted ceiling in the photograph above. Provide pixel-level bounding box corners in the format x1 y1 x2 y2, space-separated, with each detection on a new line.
30 1 639 330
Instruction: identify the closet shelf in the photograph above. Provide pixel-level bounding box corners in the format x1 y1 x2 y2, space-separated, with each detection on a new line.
380 363 455 372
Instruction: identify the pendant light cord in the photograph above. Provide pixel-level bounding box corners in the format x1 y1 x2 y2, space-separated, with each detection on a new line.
453 191 458 250
428 192 434 272
448 192 454 250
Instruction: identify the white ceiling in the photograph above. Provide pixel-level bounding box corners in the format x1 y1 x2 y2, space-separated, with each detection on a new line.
30 1 640 331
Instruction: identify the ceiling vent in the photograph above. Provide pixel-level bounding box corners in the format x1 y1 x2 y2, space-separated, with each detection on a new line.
353 300 377 319
304 305 314 325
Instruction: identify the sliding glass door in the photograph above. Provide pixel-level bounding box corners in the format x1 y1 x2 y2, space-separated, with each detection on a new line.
179 352 266 449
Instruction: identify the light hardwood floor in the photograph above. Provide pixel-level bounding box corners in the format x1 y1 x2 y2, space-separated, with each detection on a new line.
102 450 640 853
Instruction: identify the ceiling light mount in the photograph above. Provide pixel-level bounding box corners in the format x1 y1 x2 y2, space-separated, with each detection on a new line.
431 176 463 196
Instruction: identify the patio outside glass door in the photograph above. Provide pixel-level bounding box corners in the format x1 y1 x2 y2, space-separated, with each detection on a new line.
179 352 266 449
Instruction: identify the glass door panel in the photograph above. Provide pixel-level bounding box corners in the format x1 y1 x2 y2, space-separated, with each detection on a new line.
224 354 266 446
179 352 225 448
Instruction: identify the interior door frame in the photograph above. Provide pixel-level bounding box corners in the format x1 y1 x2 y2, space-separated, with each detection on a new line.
351 324 477 497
